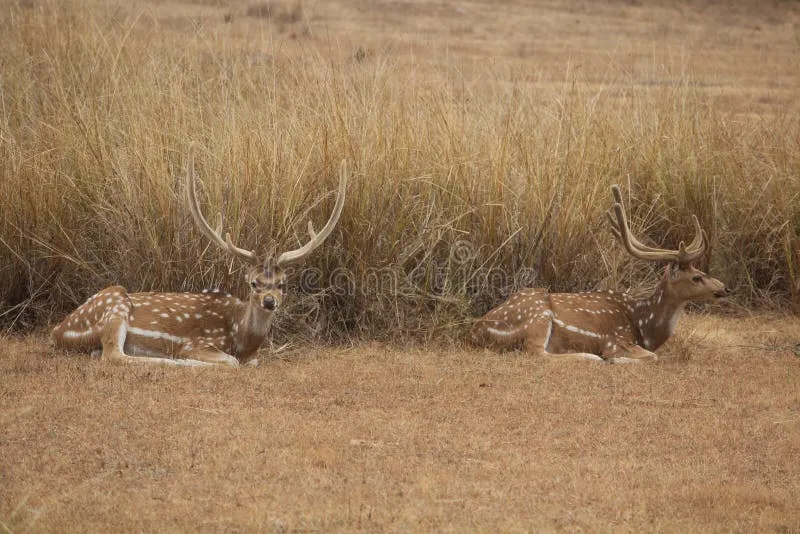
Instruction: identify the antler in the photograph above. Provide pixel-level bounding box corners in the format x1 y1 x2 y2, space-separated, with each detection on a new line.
276 160 348 268
186 148 258 263
607 184 707 267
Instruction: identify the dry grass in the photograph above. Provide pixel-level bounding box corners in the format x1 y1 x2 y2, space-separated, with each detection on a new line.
2 315 800 531
0 0 799 339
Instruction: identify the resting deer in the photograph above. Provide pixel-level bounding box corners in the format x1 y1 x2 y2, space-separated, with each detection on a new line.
51 155 348 367
471 185 728 363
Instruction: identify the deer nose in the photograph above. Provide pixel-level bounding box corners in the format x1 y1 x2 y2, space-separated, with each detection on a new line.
262 296 277 310
714 287 729 298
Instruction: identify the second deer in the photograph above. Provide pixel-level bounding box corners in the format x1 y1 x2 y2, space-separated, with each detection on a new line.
471 185 728 363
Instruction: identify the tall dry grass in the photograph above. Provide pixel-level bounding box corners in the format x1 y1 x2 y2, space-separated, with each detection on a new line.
1 1 798 340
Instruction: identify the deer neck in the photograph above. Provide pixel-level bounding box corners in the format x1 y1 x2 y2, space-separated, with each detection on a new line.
234 299 274 359
632 284 686 352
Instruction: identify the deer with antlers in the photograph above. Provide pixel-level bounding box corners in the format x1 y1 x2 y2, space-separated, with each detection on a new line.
51 154 348 367
471 185 728 363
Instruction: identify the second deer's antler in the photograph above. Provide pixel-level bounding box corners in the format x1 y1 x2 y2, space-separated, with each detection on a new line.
607 184 706 267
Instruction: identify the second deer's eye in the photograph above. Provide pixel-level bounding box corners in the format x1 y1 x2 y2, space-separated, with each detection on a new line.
250 280 259 289
692 275 703 283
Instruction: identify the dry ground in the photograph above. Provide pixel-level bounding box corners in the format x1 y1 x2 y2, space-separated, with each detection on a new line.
2 315 800 532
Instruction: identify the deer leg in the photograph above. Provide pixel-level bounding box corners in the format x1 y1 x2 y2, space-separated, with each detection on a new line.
524 319 604 362
179 349 240 368
607 345 658 364
99 317 212 367
99 316 130 362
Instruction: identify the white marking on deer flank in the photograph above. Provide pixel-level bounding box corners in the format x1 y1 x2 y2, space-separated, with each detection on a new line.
63 327 97 339
564 324 600 338
128 327 186 345
487 327 518 337
552 317 601 339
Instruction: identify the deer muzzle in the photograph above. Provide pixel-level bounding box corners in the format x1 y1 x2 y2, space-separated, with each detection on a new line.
262 295 277 311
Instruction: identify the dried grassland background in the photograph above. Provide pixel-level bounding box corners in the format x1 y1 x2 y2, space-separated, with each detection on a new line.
2 0 800 531
0 0 798 340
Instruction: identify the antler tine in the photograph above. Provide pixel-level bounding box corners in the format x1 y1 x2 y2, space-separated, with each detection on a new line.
684 215 706 254
276 160 348 268
676 215 708 266
606 208 622 240
609 184 710 266
608 185 671 254
610 185 679 260
186 147 257 263
611 203 681 262
610 183 624 205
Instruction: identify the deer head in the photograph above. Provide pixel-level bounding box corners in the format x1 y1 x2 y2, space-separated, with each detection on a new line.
186 150 348 315
607 185 728 306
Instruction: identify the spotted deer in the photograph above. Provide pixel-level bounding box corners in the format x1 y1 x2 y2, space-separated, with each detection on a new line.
471 185 728 363
51 154 348 367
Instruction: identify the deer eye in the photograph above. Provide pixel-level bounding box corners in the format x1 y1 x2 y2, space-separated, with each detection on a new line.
692 275 703 283
250 279 259 289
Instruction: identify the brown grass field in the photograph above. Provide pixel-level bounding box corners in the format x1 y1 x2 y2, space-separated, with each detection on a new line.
2 0 800 531
3 316 800 532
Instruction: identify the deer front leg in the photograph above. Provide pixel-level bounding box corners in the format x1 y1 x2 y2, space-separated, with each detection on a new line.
605 343 658 364
524 318 604 362
179 348 240 368
100 316 131 363
100 317 212 367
